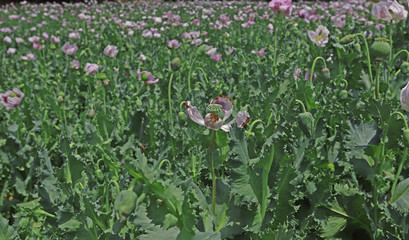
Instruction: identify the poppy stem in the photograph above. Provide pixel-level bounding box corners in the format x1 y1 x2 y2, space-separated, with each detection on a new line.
168 72 176 159
353 33 374 84
209 130 216 215
310 56 327 87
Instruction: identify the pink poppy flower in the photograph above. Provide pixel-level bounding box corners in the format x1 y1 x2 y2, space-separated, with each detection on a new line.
139 54 147 61
226 46 236 55
71 60 80 69
268 23 274 34
1 88 24 110
308 25 329 47
7 48 16 54
51 35 60 43
142 30 153 38
42 32 49 40
401 81 409 111
104 45 119 58
15 37 24 44
3 36 12 43
28 36 40 43
21 53 36 61
251 48 265 57
85 63 99 74
211 54 222 62
191 19 200 25
269 0 293 15
185 95 250 132
168 39 182 49
62 42 78 55
33 42 43 50
137 69 159 85
294 68 302 80
372 0 407 21
192 39 203 46
69 32 80 39
305 69 317 82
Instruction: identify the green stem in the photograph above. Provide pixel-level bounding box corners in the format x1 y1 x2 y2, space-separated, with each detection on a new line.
353 33 374 84
273 28 278 75
158 159 170 170
193 67 210 84
179 101 186 112
187 56 198 93
392 49 409 63
310 56 327 87
295 99 307 113
209 131 216 215
391 111 409 130
375 61 381 100
246 119 263 137
390 148 408 203
168 72 174 128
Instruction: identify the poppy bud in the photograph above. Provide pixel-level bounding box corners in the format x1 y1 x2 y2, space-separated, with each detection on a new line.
340 90 348 100
321 68 330 81
57 95 64 103
370 37 391 61
401 62 409 74
95 169 104 182
178 111 187 121
354 42 361 53
297 112 314 137
89 109 95 118
171 57 181 71
136 97 142 107
196 44 206 56
339 34 354 45
114 190 138 221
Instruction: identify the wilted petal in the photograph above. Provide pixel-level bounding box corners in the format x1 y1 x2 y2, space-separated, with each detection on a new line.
211 95 233 121
401 81 409 111
185 101 205 126
235 111 250 128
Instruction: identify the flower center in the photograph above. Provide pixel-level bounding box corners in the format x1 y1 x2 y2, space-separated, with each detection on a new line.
316 35 322 41
209 113 219 122
10 93 17 98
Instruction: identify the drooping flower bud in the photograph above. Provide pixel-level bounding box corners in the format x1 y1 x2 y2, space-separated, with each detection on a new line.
340 90 348 100
400 62 409 74
321 68 330 81
339 34 354 45
370 37 391 61
114 190 138 221
178 111 187 121
297 112 314 137
171 57 181 71
196 44 206 56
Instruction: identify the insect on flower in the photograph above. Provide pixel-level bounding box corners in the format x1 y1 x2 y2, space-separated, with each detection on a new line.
185 95 250 132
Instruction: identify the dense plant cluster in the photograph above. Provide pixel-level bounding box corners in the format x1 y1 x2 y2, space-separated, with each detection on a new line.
1 0 409 239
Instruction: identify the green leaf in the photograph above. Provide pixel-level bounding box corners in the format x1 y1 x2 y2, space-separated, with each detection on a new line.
140 227 180 240
348 121 376 147
390 178 409 212
0 217 18 240
320 216 347 239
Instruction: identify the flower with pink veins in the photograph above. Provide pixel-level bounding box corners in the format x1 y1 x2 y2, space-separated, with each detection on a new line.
85 63 99 74
168 39 182 49
0 88 24 110
3 36 12 43
269 0 293 15
7 48 16 54
104 45 119 58
62 42 78 55
21 53 36 61
51 35 60 43
372 0 407 21
68 32 80 39
211 54 222 62
185 95 250 132
308 25 329 47
137 69 159 85
71 60 80 69
251 48 265 57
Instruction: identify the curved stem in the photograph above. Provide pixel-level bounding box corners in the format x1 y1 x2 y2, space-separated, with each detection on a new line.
353 33 374 84
340 79 348 89
391 111 409 130
295 99 307 113
158 159 170 170
310 56 327 87
179 101 186 112
392 49 409 63
187 56 198 93
246 119 263 137
193 67 210 84
209 131 216 215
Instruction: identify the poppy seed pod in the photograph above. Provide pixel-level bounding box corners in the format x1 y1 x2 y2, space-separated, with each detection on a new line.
401 62 409 74
370 38 391 61
340 90 348 100
141 72 149 81
339 34 354 45
171 57 181 71
197 44 206 56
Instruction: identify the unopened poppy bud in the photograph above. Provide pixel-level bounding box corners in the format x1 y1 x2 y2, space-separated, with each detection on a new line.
114 190 138 221
340 90 348 100
136 97 142 107
370 37 391 61
354 42 361 53
103 79 110 86
57 95 64 103
297 112 314 137
339 34 354 45
178 111 187 121
401 62 409 74
96 169 104 181
89 109 95 118
141 72 149 81
197 44 206 56
322 68 330 81
171 57 181 71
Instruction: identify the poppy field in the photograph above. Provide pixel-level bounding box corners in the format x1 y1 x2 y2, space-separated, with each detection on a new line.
2 0 409 239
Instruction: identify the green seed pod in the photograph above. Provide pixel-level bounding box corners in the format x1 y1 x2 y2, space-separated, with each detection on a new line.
400 62 409 74
114 190 138 221
297 112 314 137
171 57 181 72
178 111 187 121
339 34 354 45
404 129 409 146
340 90 348 100
57 95 64 103
370 37 391 61
321 68 330 81
136 97 143 107
196 44 206 56
141 72 149 81
95 169 104 182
